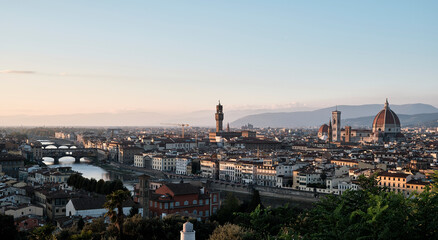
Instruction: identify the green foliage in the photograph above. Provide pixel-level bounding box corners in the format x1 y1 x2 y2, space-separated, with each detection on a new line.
357 173 382 194
278 174 438 240
208 223 253 240
120 214 217 240
104 190 131 240
67 174 127 194
213 193 240 224
71 230 93 240
235 204 300 239
77 217 85 231
246 190 263 212
29 224 56 240
82 217 107 236
128 206 139 217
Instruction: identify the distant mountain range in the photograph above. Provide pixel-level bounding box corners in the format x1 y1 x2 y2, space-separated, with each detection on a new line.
231 103 438 128
344 112 438 128
1 103 437 128
0 106 313 127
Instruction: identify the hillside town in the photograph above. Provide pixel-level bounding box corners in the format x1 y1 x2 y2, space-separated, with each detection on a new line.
0 100 438 239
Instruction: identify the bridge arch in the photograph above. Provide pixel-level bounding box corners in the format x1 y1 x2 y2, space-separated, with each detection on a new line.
45 145 58 149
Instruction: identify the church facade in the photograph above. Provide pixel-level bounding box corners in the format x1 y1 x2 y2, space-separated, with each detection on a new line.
318 99 404 143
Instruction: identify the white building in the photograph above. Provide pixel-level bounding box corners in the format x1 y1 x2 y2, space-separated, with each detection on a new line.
3 204 43 219
164 139 199 151
152 156 176 172
66 197 139 218
240 160 257 184
200 159 218 179
219 160 237 182
176 158 192 175
134 153 152 168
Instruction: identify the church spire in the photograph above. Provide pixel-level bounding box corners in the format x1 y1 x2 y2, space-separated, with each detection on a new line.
385 98 389 109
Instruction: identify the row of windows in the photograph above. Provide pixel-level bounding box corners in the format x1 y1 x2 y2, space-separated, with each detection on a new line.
380 182 425 190
381 177 405 181
150 199 211 209
380 182 405 188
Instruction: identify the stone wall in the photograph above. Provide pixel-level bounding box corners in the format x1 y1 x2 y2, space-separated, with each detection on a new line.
207 180 326 209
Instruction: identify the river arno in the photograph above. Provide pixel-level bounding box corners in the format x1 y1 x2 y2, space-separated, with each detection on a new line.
43 157 137 192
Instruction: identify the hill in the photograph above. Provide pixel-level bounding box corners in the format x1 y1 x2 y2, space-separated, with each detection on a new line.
231 103 438 128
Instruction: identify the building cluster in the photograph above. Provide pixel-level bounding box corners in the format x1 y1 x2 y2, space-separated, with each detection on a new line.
1 100 438 235
318 99 405 143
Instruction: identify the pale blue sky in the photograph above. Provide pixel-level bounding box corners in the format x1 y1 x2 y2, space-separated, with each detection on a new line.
1 1 437 115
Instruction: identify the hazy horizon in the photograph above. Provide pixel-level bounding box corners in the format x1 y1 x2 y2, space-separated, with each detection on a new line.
0 102 437 127
2 1 438 118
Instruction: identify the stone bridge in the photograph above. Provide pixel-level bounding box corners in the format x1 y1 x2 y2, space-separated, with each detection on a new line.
42 148 98 164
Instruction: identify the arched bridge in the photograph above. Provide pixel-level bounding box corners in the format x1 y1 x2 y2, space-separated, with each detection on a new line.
42 148 98 164
42 144 81 149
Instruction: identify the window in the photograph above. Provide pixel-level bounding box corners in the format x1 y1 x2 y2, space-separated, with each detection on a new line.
159 203 162 209
205 210 209 216
199 200 203 205
165 203 168 209
206 199 209 204
199 211 203 216
184 201 189 206
193 210 197 215
170 202 174 208
175 202 180 207
150 201 153 207
193 200 197 205
155 202 157 208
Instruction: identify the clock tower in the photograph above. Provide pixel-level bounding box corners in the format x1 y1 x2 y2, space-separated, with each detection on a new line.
332 109 341 142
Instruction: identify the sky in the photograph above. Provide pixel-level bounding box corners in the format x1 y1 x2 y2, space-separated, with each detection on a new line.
1 1 438 117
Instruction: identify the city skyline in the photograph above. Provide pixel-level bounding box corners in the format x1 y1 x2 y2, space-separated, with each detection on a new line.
2 1 438 117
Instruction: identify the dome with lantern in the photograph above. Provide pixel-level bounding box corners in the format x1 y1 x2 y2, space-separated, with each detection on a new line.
372 99 404 142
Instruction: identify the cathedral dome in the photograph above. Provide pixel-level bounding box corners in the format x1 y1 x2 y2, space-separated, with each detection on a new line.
318 124 329 140
318 124 328 134
372 99 401 133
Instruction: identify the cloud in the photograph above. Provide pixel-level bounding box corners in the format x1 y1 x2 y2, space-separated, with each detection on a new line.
0 70 36 74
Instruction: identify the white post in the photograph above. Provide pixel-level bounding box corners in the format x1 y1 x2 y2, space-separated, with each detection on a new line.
180 221 196 240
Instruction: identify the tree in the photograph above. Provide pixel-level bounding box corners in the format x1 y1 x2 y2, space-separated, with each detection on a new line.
82 217 107 235
96 179 105 194
357 173 382 194
213 193 240 224
104 190 131 240
208 223 253 240
0 214 18 240
56 229 76 240
246 190 263 212
77 217 85 231
29 224 56 240
234 204 300 239
128 205 139 217
71 230 93 240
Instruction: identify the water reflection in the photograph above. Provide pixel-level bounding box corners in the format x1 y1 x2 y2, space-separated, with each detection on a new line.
43 157 135 192
43 157 111 181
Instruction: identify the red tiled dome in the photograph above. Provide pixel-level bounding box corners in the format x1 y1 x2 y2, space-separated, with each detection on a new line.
372 99 400 131
318 124 329 134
